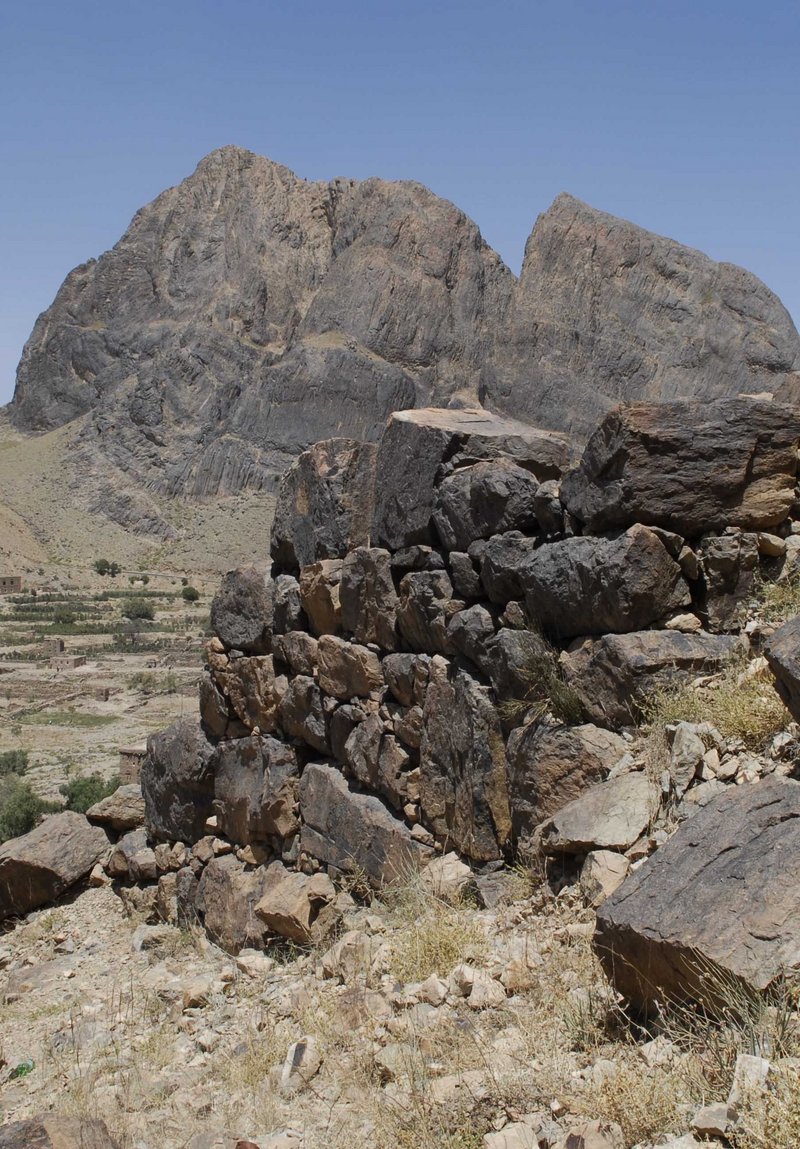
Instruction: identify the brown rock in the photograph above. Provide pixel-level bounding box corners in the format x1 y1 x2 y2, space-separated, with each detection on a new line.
213 655 282 734
278 676 330 753
0 1116 118 1148
86 784 146 832
196 855 280 954
317 634 384 700
561 398 800 535
765 614 800 721
298 559 343 636
0 812 109 920
539 772 659 855
213 736 299 844
594 778 800 1013
255 869 336 943
340 547 399 650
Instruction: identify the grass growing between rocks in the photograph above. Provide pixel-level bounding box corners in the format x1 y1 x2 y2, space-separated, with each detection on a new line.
752 570 800 626
499 626 586 727
641 656 788 750
384 874 489 984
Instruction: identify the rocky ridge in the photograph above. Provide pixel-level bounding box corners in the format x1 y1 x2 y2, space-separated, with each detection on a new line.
7 147 800 542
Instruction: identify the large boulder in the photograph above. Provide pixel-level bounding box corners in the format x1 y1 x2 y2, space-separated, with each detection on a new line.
507 723 628 845
396 570 456 654
213 735 299 844
594 779 800 1012
765 615 800 722
142 718 215 843
299 761 431 886
340 547 399 650
432 460 540 551
195 855 278 953
270 438 378 572
519 525 690 639
86 784 146 832
479 533 539 603
561 630 741 727
0 1117 118 1149
0 812 109 920
561 398 800 535
420 662 511 861
209 566 273 654
538 772 659 855
317 635 384 700
209 654 282 734
255 869 336 943
371 408 571 551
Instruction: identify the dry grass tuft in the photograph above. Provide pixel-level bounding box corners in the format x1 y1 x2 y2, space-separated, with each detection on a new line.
385 874 488 983
577 1056 702 1146
641 657 788 750
753 571 800 626
730 1066 800 1149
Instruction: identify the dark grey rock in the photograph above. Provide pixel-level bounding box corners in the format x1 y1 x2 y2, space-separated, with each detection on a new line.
595 779 800 1012
372 408 571 552
271 438 378 572
396 570 455 654
279 677 329 754
561 398 800 535
520 525 690 639
340 547 399 650
196 855 279 954
142 718 215 843
508 723 628 846
343 712 411 809
210 566 273 654
479 534 538 604
432 460 539 551
447 605 497 668
213 736 299 845
699 531 759 632
449 551 482 598
272 574 306 635
765 615 800 722
382 653 430 707
561 630 741 728
272 631 319 676
420 663 511 861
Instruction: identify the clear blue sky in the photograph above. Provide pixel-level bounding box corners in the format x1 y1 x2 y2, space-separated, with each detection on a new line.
2 0 799 406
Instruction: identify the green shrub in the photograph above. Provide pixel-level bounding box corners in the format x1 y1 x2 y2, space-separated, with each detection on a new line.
121 599 155 621
181 586 200 603
0 749 29 777
60 773 119 813
93 558 110 576
53 606 76 626
0 779 58 842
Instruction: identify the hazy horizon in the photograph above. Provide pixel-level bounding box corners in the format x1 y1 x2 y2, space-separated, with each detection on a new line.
3 0 799 407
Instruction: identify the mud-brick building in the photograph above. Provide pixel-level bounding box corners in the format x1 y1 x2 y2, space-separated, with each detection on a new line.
0 576 22 594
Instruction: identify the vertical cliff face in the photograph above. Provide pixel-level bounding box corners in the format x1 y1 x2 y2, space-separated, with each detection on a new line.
8 150 800 538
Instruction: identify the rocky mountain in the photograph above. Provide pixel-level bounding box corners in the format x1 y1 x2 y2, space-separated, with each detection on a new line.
7 146 800 541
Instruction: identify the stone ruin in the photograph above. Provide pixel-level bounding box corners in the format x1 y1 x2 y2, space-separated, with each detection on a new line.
4 394 800 1014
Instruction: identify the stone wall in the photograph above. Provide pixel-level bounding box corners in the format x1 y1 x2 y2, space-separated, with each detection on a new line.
139 396 800 950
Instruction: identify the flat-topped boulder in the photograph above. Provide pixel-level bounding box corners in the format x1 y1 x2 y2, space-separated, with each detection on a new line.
561 630 741 727
0 812 109 920
595 779 800 1012
561 398 800 535
371 408 572 551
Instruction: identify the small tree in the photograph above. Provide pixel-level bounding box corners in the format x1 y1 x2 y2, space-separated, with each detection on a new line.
122 599 154 621
93 558 110 576
181 586 200 603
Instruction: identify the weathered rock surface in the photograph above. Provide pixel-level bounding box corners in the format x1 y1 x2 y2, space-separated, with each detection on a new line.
195 855 275 953
520 525 689 639
86 784 146 832
340 547 399 650
561 398 800 535
316 635 384 700
371 409 571 552
298 560 343 636
212 654 282 734
561 630 741 727
213 736 299 844
421 663 511 861
0 1117 118 1149
539 772 658 855
271 439 378 572
210 566 273 654
507 724 628 844
396 570 455 654
595 779 800 1012
496 192 800 440
255 870 336 943
432 460 540 551
299 762 430 885
0 813 109 920
142 718 215 843
765 615 800 721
